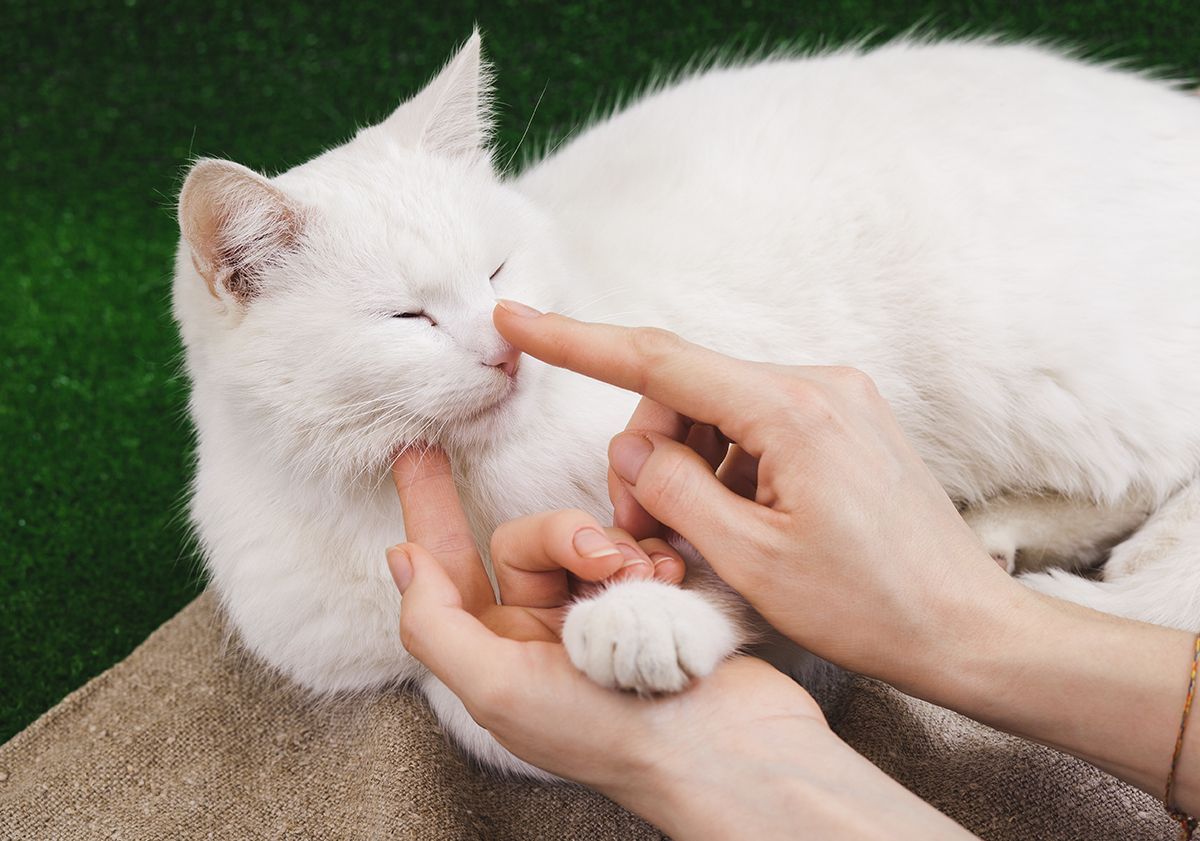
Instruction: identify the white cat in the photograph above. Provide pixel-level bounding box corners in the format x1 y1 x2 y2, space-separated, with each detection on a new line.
173 31 1200 776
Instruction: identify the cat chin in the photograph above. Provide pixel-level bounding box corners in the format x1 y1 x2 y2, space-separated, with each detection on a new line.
388 384 529 460
444 396 524 451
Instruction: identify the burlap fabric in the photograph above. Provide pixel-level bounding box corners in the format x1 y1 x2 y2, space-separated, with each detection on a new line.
0 591 1178 840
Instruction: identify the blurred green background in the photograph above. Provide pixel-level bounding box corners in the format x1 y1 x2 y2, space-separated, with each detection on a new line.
3 0 1198 744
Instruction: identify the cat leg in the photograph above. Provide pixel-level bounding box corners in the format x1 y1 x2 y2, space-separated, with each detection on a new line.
1103 477 1200 580
561 576 744 694
1019 478 1200 631
962 492 1148 574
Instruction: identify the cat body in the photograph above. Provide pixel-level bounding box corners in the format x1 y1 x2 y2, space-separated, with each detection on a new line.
174 34 1200 776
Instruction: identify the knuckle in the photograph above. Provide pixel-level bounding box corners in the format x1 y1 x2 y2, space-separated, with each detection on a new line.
551 508 595 552
756 509 792 551
398 610 424 657
601 524 633 544
546 322 575 360
777 373 819 404
637 537 679 560
556 508 592 531
639 449 692 514
630 327 685 366
778 378 832 424
488 524 517 565
830 366 879 399
735 516 787 578
423 532 477 561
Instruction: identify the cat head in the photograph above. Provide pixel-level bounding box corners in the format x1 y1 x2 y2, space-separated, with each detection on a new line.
174 31 565 488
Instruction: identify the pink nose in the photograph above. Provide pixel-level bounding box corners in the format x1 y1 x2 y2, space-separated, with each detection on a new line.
484 344 521 379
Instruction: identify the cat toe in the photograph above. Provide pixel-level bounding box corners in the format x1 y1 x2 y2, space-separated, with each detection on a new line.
562 580 737 694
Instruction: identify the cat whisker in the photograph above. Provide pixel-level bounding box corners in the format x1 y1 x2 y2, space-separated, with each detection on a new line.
555 285 639 320
571 307 662 325
503 79 549 175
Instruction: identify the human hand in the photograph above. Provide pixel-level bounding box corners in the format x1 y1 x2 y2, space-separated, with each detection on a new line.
477 303 1199 826
389 447 864 839
493 300 1030 697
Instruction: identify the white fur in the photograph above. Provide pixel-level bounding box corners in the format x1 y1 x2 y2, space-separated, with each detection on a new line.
563 579 739 693
1022 478 1200 629
963 492 1150 573
173 31 1200 776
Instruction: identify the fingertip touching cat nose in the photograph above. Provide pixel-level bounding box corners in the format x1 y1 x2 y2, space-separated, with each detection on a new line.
484 344 521 379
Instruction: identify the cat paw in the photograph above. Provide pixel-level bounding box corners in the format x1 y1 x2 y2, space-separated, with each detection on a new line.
562 580 737 694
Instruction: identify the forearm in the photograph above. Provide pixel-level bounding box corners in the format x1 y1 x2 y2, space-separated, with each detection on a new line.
617 720 974 841
909 575 1200 813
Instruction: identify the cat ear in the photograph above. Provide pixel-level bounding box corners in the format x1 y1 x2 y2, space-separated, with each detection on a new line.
379 28 494 159
178 159 306 304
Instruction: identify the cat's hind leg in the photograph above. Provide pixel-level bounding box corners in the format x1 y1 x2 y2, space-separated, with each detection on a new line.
962 492 1149 574
1019 477 1200 631
1103 477 1200 580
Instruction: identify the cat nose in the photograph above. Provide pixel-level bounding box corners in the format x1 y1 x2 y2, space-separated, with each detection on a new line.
484 343 521 379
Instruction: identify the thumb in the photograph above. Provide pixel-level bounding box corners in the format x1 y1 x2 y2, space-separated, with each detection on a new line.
387 542 463 607
388 543 509 693
608 432 764 564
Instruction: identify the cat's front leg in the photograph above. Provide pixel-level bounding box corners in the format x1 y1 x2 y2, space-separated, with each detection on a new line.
562 579 743 694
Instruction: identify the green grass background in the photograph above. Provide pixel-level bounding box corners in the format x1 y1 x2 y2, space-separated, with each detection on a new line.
3 0 1198 744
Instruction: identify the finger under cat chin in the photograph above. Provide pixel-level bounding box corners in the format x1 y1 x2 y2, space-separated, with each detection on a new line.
392 446 495 611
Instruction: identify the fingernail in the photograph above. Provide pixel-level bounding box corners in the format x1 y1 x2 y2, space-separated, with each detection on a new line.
610 433 653 485
649 553 676 568
387 545 413 592
617 543 652 578
572 527 623 559
496 299 542 318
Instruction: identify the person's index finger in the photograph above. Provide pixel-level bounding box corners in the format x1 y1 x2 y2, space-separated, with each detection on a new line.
391 446 495 610
391 446 470 547
495 305 765 448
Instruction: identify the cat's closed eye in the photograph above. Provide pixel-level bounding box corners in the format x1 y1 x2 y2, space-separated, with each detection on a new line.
392 311 436 326
489 262 505 282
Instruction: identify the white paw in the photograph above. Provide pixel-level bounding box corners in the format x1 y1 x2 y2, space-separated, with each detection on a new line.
562 580 738 694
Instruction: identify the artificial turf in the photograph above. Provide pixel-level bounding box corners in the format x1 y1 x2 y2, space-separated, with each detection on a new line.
3 0 1198 745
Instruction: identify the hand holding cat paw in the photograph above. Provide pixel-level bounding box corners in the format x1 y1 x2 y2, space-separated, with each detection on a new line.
387 446 831 823
391 446 684 639
495 304 1031 694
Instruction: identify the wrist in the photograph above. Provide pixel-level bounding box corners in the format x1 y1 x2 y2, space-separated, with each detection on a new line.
900 567 1199 806
892 560 1042 709
628 717 972 840
629 718 853 840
